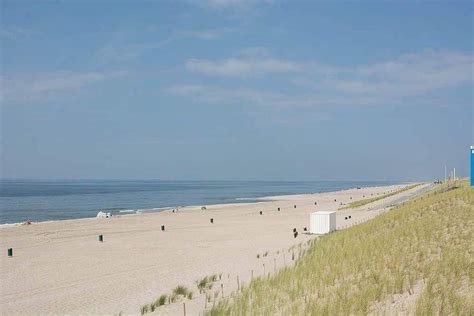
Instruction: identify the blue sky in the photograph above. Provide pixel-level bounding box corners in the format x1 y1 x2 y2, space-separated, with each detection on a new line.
1 0 472 181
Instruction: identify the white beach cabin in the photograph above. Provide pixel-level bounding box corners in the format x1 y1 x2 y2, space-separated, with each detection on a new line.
310 211 336 234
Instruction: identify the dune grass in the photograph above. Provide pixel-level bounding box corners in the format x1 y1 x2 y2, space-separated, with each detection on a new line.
140 273 223 314
196 273 221 293
140 285 193 315
342 183 421 209
206 180 473 315
171 285 193 301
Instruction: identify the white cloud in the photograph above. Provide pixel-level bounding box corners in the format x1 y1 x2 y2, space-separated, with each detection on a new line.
1 71 127 103
316 50 474 97
163 84 369 108
170 49 473 108
186 57 306 77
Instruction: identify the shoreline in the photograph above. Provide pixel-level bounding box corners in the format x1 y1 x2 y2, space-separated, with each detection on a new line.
0 182 428 315
0 182 409 227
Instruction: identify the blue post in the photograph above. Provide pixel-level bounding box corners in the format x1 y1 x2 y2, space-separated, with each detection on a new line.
471 146 474 186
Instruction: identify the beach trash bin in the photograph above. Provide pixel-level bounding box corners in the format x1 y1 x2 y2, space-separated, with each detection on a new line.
210 218 214 224
345 217 347 220
277 207 280 211
259 211 263 215
294 205 296 208
294 231 298 238
293 228 297 233
161 225 165 231
349 216 351 219
7 248 13 257
98 235 103 242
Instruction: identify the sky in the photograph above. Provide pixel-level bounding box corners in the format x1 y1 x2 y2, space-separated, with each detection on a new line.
0 0 472 181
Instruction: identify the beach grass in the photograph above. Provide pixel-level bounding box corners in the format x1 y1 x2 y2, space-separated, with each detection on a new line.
140 285 193 314
342 183 421 209
155 294 167 307
206 180 473 315
196 274 220 293
171 285 192 301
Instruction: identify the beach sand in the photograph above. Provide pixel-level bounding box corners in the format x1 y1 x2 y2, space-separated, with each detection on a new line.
0 183 430 315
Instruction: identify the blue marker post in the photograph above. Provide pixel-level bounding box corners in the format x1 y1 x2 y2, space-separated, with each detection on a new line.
471 146 474 186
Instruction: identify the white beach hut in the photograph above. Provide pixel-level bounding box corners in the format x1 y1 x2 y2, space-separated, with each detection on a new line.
310 211 336 234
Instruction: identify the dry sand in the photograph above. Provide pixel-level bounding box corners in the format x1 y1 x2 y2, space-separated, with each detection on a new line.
0 183 431 315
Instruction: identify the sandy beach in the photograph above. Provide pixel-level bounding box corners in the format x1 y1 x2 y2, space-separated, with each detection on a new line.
0 183 431 315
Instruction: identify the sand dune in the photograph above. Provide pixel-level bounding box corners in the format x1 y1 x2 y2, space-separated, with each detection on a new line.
0 183 430 315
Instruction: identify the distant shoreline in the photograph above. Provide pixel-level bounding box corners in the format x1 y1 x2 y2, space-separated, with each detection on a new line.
0 182 411 227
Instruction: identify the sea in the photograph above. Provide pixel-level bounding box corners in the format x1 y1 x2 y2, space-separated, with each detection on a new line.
0 179 398 225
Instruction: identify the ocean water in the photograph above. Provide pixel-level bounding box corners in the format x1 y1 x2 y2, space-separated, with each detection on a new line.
0 180 397 224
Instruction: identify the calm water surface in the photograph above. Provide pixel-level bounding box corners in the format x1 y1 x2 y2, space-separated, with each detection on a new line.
0 180 398 224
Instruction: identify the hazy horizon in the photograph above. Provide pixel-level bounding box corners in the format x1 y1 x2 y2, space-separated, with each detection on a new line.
1 1 472 181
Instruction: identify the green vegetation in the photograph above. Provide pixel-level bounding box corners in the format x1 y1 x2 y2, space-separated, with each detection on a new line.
342 183 421 209
171 285 193 301
155 294 167 307
207 180 473 315
140 285 193 315
196 274 221 293
140 272 223 314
